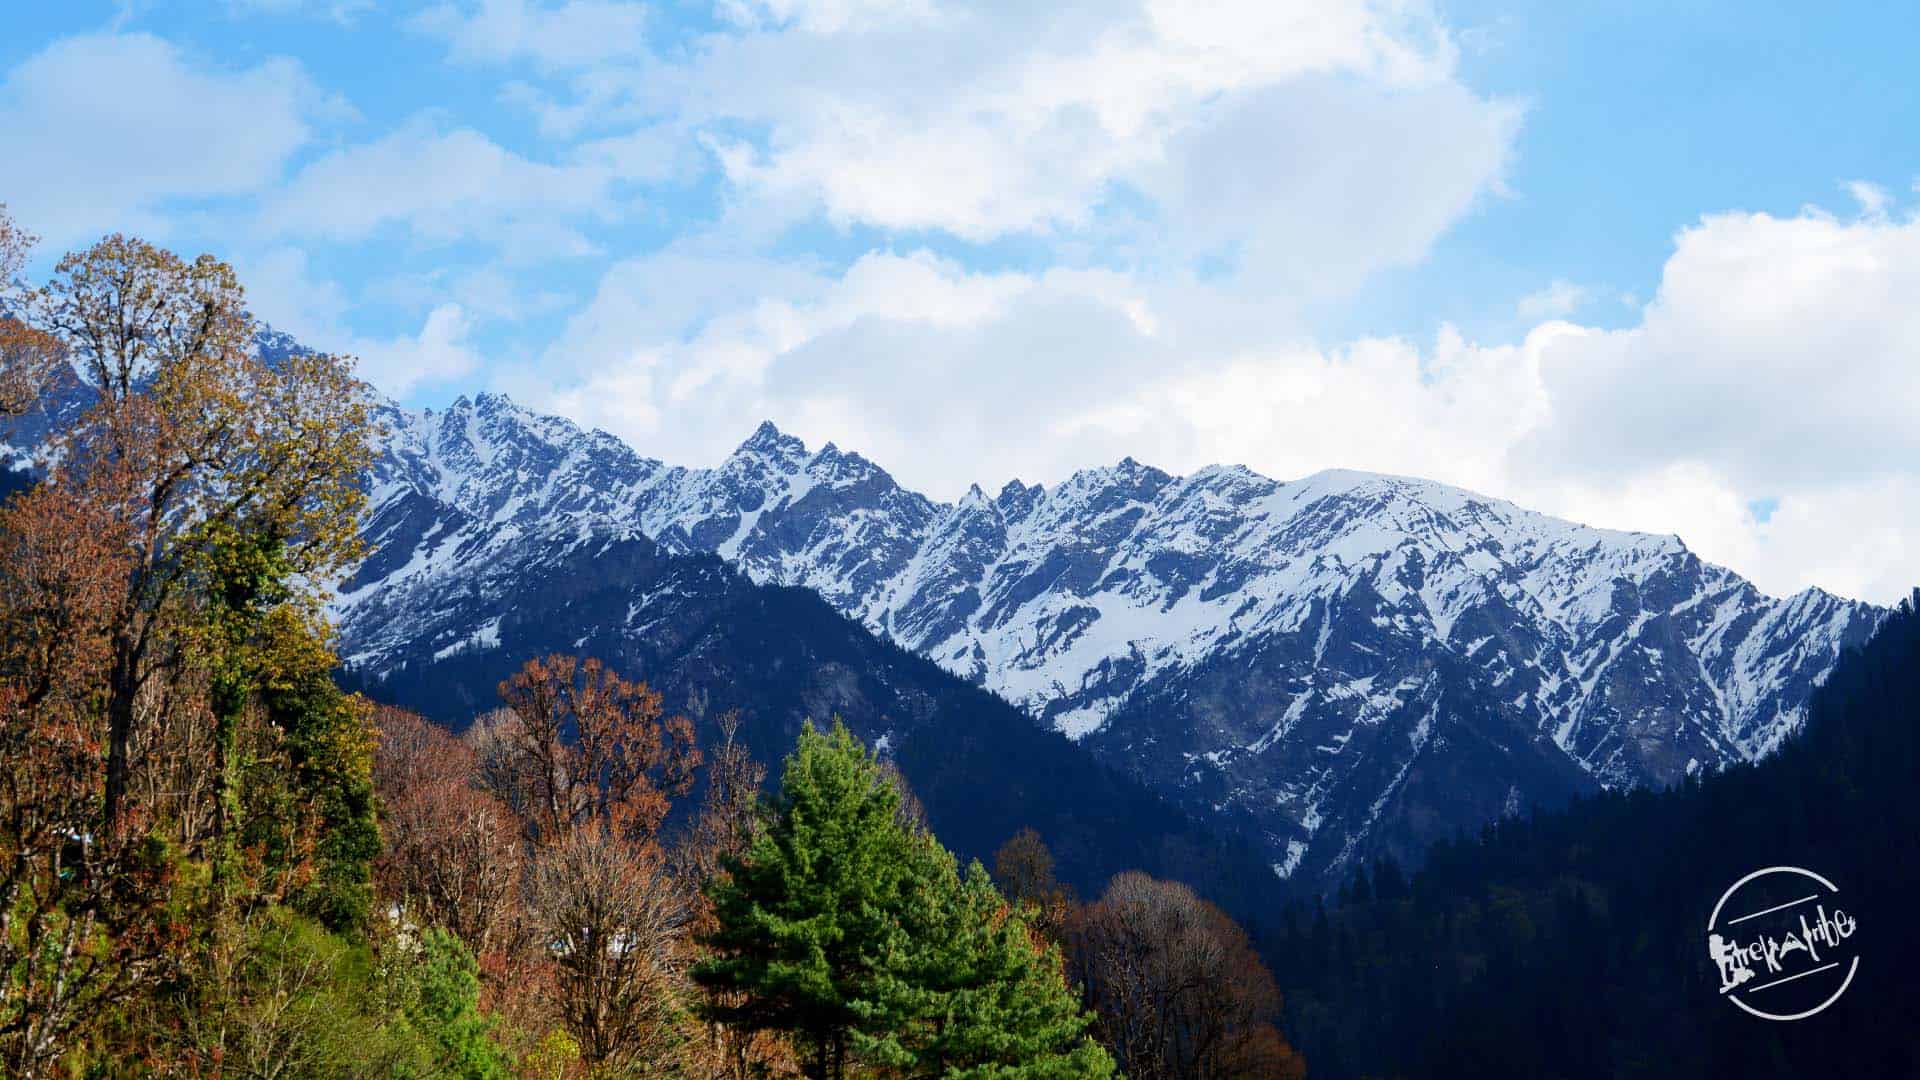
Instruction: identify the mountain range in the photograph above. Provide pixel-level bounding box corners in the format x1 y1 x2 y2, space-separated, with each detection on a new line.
331 385 1883 888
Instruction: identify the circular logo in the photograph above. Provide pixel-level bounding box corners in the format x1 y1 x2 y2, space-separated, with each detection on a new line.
1706 865 1859 1021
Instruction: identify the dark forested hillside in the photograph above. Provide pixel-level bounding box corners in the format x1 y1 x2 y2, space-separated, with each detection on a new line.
336 389 1881 900
1270 591 1920 1078
342 527 1292 933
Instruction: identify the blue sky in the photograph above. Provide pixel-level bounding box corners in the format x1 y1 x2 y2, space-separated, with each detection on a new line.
3 1 1918 602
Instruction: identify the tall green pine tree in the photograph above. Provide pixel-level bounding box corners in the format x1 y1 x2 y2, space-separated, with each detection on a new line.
694 720 1113 1080
857 830 1113 1078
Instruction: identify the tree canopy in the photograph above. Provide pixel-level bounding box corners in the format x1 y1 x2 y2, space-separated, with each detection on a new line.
696 720 1115 1080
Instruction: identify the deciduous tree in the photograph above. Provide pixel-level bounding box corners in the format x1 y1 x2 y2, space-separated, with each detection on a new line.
488 654 699 844
0 224 378 1071
30 232 372 832
1069 872 1304 1080
373 705 520 954
0 483 183 1078
994 826 1078 942
0 206 61 417
530 827 692 1072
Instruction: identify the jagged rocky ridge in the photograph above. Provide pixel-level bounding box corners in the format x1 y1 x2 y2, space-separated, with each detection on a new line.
337 520 1289 923
336 391 1883 888
0 354 1287 912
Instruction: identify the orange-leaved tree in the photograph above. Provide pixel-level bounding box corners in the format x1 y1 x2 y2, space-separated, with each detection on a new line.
486 654 699 845
0 206 62 417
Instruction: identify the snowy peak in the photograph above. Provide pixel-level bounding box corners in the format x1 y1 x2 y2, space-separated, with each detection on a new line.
333 393 1883 891
370 392 661 529
730 419 811 467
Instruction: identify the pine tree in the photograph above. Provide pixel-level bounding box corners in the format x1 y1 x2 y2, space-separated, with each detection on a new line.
858 831 1114 1078
694 720 1114 1079
694 720 912 1079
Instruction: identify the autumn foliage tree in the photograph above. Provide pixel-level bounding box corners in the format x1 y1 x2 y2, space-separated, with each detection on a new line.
0 214 379 1074
485 654 699 844
1068 872 1305 1080
29 231 372 835
376 655 708 1073
0 483 182 1076
372 706 521 955
0 206 61 417
994 826 1079 943
0 205 1314 1078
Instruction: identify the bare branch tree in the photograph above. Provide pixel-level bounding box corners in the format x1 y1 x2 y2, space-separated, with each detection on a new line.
531 828 692 1072
1068 872 1304 1080
372 706 520 955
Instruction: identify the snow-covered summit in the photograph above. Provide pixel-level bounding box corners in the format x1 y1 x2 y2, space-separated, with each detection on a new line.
335 399 1882 886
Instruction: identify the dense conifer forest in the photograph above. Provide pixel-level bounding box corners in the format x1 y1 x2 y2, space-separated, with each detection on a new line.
1269 593 1920 1078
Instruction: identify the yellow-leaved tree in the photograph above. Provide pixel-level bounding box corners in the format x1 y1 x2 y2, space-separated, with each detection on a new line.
0 207 383 1076
32 230 373 833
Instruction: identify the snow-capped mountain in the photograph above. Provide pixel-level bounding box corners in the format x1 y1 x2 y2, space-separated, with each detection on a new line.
336 392 1883 887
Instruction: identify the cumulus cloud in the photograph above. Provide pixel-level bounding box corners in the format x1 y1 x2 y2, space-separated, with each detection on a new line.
1516 278 1592 319
18 11 1902 606
411 0 649 72
256 122 619 247
398 0 1521 320
518 200 1920 605
665 0 1519 280
238 248 482 398
348 304 486 397
1516 208 1920 494
0 32 327 248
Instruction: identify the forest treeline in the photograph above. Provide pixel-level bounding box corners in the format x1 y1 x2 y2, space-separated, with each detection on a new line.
0 206 1305 1077
1269 593 1920 1078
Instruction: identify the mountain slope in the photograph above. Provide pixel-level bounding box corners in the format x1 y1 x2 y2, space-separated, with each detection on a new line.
7 349 1876 895
336 512 1288 925
1266 594 1920 1079
336 392 1880 887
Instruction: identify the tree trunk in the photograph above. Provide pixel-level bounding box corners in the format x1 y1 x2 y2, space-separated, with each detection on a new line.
102 640 138 833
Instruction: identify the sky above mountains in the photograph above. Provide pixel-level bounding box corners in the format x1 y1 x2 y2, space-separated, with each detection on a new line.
3 1 1917 604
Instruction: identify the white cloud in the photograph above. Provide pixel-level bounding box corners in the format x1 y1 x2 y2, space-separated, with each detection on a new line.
365 264 574 323
256 123 618 247
667 0 1518 279
1517 207 1920 494
348 304 486 397
237 249 483 398
1516 278 1592 319
518 248 1164 483
716 0 935 34
412 0 649 72
19 11 1900 607
515 198 1920 605
236 246 354 340
0 32 326 248
1846 179 1892 219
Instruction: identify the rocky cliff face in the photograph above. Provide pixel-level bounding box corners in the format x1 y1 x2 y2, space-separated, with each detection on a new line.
332 390 1882 888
